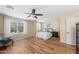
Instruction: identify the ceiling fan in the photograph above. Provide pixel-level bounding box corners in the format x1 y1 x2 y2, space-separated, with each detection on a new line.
25 9 43 19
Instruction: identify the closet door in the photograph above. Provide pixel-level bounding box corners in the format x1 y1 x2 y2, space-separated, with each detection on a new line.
66 17 79 45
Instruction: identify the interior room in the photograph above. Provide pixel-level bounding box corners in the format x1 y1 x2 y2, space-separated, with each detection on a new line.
0 5 79 54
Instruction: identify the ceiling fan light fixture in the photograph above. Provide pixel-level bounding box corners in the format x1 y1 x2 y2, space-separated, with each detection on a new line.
6 5 14 10
34 16 39 19
34 16 37 19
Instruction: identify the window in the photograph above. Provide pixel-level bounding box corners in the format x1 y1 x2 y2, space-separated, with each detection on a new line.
18 23 24 32
10 21 25 34
38 22 41 31
37 22 43 31
10 22 17 33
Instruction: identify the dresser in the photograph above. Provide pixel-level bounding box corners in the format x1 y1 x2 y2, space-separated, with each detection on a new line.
51 31 59 37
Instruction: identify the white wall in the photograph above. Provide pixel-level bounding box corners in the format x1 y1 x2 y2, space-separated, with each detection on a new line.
4 16 36 40
4 16 28 38
66 17 79 45
50 20 59 31
60 15 79 45
44 19 59 31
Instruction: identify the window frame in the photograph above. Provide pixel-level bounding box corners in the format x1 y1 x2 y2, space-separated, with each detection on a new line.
9 20 26 35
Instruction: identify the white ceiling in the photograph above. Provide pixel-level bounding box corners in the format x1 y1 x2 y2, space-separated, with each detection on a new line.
0 5 79 20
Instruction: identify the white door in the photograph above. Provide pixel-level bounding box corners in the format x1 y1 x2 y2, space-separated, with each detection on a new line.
66 17 79 45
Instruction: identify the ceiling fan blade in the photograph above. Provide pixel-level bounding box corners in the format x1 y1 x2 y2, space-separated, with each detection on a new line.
35 14 43 16
32 9 35 15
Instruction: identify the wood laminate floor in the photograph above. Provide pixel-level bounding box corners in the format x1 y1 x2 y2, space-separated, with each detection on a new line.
0 37 76 54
